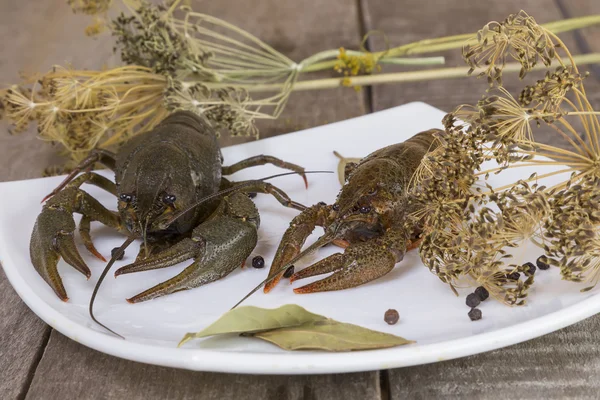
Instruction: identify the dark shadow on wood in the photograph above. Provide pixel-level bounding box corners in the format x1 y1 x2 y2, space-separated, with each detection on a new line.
16 326 51 400
379 369 390 400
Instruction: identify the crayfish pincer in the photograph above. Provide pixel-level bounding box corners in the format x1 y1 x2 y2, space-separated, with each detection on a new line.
262 129 441 294
31 111 308 303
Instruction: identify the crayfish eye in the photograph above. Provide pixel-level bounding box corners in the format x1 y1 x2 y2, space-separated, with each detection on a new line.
119 194 133 203
163 194 176 205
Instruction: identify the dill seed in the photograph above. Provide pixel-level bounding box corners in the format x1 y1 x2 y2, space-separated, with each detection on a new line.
283 265 295 278
536 256 550 270
466 293 481 308
384 309 399 325
251 256 264 269
468 308 482 321
111 247 124 261
475 286 490 301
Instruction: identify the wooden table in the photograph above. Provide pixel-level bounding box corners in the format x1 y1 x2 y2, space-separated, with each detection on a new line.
2 1 600 398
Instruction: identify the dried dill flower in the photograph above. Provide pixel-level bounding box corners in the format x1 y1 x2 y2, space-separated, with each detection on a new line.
519 66 587 113
1 66 169 160
4 2 599 164
463 11 556 85
111 3 212 76
412 10 600 303
334 47 381 77
544 176 600 290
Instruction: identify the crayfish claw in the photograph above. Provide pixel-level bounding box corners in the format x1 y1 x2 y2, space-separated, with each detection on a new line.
289 253 343 283
79 216 107 262
292 242 398 294
115 238 200 277
30 207 91 301
121 194 259 302
56 232 92 279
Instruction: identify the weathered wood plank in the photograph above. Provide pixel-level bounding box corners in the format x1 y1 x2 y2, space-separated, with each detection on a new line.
1 1 377 399
25 331 380 400
389 314 600 399
0 2 115 398
194 0 367 139
362 0 600 112
0 0 119 181
556 0 600 80
0 0 366 182
0 269 50 400
362 0 600 150
364 0 600 398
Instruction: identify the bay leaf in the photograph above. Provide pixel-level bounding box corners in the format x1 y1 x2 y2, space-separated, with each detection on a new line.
251 319 414 352
178 304 326 347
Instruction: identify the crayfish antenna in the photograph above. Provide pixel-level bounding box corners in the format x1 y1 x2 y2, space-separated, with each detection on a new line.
231 233 334 310
89 236 136 339
161 171 333 229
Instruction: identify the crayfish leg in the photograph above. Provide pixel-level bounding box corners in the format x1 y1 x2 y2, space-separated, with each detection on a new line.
291 228 408 294
222 155 307 189
226 179 307 212
264 202 332 293
30 173 125 301
118 192 259 303
42 149 117 203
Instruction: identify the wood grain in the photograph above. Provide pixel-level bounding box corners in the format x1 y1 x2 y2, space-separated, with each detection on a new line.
389 314 600 399
0 2 109 398
362 0 600 149
0 0 366 181
25 331 380 400
364 0 600 398
556 0 600 80
0 1 376 399
362 0 600 111
2 0 600 399
0 269 50 400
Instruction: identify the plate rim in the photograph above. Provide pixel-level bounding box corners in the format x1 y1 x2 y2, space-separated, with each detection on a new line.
2 102 600 374
3 241 600 374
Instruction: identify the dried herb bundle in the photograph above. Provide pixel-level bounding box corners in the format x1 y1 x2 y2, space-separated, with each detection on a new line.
2 1 600 164
410 11 600 304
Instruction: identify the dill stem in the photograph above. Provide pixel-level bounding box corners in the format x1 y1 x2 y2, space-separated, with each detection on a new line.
203 53 600 92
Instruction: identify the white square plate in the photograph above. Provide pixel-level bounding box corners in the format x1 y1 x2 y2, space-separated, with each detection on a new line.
1 102 599 374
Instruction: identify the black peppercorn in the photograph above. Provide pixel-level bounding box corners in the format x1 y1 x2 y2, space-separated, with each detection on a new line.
468 308 482 321
283 265 295 278
252 256 265 269
466 293 481 308
475 286 489 301
507 272 520 280
384 309 399 325
536 255 550 270
523 262 536 276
